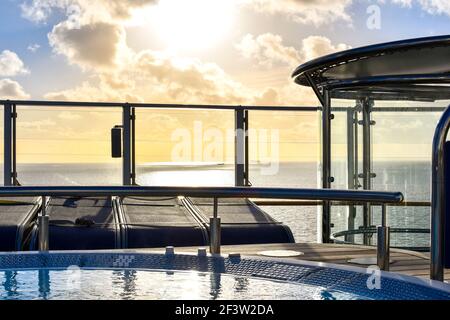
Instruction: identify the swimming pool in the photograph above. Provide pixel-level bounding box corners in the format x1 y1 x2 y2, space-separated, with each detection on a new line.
0 251 449 300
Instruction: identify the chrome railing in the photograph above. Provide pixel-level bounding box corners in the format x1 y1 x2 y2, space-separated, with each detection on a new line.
0 185 403 270
430 104 450 281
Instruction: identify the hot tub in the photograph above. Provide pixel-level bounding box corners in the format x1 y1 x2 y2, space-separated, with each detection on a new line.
0 251 449 300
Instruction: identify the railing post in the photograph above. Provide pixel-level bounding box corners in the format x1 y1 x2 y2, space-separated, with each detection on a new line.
361 98 374 245
38 196 49 251
131 107 136 185
3 102 13 186
244 110 250 186
12 104 18 185
430 105 450 281
235 109 245 186
346 108 358 243
122 104 132 185
377 204 390 271
321 90 332 243
209 197 221 254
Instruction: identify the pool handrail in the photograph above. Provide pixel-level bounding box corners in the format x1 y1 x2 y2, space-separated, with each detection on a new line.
0 185 402 270
0 185 403 202
431 104 450 281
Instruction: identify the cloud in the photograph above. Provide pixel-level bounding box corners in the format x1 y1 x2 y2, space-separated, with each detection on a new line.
45 50 250 105
299 35 351 62
48 20 129 70
18 118 57 131
20 0 157 23
131 51 248 104
235 33 300 67
44 77 141 102
236 33 351 67
24 1 330 106
414 0 450 16
390 0 450 16
0 79 31 99
0 50 29 77
57 111 82 120
45 32 345 106
20 0 70 23
22 0 153 71
239 0 353 26
27 44 41 52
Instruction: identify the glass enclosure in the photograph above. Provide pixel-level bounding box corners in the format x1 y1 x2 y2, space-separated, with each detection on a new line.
1 106 122 185
2 97 450 251
329 98 450 251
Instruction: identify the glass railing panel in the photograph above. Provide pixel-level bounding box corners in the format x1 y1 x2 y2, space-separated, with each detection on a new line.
135 108 235 186
328 101 358 243
15 106 122 185
370 101 447 250
248 110 320 242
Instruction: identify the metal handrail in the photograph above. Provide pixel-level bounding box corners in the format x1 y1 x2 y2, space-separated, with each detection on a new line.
252 199 430 206
0 99 320 111
0 185 403 270
0 186 403 202
430 104 450 281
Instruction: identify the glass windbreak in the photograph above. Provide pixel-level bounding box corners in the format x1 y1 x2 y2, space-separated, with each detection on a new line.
329 98 449 251
330 101 353 244
371 102 444 250
135 109 235 186
14 106 122 185
248 110 320 242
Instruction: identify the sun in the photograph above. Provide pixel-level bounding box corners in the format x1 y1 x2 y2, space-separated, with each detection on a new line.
150 0 236 51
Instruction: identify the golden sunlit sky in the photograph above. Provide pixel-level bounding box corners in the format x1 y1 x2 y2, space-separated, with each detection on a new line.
0 0 449 163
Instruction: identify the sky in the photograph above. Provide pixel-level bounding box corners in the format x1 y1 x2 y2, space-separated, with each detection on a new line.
0 0 449 164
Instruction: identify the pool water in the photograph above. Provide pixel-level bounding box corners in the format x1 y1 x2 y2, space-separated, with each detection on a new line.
0 268 359 300
1 252 450 300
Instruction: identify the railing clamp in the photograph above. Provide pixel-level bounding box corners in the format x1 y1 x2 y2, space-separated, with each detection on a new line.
358 172 376 179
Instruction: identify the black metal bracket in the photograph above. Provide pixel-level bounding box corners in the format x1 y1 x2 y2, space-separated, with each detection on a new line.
304 72 326 107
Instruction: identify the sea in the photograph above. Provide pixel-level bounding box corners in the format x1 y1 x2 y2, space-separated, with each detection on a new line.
1 161 431 249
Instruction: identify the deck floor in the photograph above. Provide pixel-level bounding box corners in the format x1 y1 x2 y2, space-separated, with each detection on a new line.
149 242 450 281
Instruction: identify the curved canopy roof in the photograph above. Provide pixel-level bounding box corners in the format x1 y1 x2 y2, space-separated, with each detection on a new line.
292 35 450 101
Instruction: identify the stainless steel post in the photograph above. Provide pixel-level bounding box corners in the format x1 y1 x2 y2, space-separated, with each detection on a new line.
122 105 132 185
346 108 357 243
244 110 249 186
322 90 332 243
39 196 49 251
235 109 245 187
430 105 450 281
12 104 18 185
362 98 373 245
131 107 136 185
377 204 390 271
209 197 221 254
3 102 13 186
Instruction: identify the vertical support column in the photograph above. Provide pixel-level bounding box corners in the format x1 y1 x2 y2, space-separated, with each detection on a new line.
322 90 332 243
3 102 13 186
210 197 221 254
122 105 132 185
131 107 136 185
430 105 450 281
12 104 18 185
346 108 357 243
377 204 390 271
38 196 49 251
235 109 245 186
244 110 250 186
362 98 373 245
